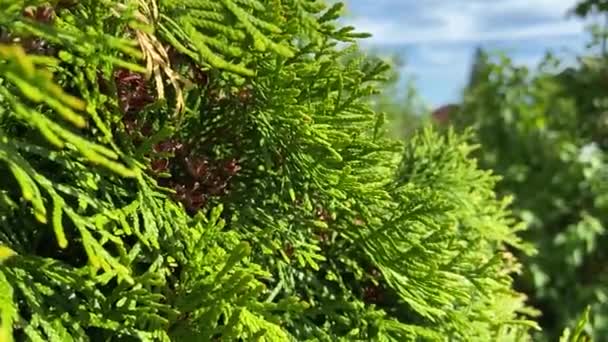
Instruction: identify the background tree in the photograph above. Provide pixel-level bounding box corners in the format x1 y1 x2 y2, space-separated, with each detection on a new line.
451 23 608 341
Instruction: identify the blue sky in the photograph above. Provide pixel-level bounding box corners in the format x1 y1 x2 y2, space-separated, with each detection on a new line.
343 0 592 106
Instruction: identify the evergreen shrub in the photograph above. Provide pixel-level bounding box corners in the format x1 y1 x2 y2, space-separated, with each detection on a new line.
0 1 541 340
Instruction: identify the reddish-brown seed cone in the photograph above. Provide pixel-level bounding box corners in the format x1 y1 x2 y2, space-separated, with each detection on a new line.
23 5 55 23
150 158 170 173
223 159 241 176
207 176 228 196
183 190 207 213
145 134 240 215
154 139 184 154
114 69 155 114
362 284 384 304
22 38 55 55
184 156 209 180
317 231 330 243
191 66 209 87
316 207 331 221
171 183 206 212
122 115 152 138
284 243 294 257
172 183 188 201
21 5 56 55
235 86 253 105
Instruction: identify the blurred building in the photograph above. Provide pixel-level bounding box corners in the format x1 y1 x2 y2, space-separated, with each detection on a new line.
431 104 459 124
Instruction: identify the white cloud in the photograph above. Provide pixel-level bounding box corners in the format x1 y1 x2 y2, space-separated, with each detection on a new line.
351 18 583 45
343 0 588 106
347 0 585 45
412 44 474 69
472 0 575 17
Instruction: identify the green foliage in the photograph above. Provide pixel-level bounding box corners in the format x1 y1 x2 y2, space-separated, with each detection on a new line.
452 45 607 340
0 0 536 341
561 306 592 342
572 0 608 17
